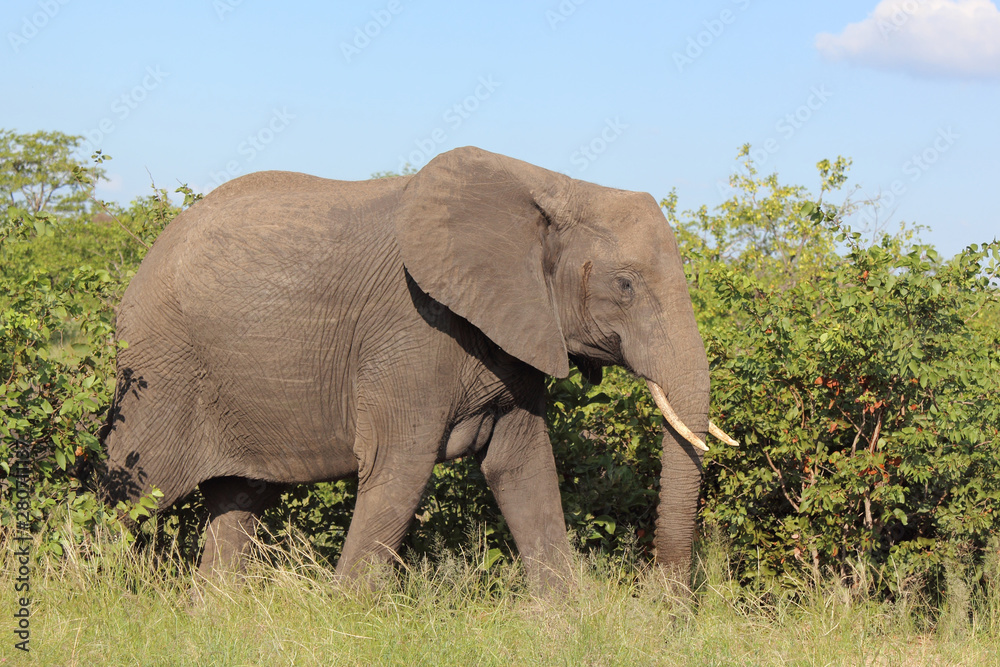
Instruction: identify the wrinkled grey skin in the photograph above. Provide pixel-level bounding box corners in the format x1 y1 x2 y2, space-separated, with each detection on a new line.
100 146 708 587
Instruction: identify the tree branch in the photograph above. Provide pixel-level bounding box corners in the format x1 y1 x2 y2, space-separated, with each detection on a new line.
763 447 801 512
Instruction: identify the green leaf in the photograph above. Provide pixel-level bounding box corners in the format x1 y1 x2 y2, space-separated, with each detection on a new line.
482 548 503 571
592 515 617 535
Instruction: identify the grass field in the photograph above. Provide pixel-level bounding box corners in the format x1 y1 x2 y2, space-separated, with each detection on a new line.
2 528 998 666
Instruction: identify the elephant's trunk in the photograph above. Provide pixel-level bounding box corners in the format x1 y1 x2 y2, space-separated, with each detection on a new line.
643 355 738 579
650 371 708 577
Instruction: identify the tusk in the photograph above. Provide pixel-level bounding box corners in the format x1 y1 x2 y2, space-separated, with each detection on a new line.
709 422 739 447
646 381 710 452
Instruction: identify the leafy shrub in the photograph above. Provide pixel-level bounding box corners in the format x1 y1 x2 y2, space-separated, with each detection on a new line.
0 160 182 553
678 151 1000 590
1 208 131 554
703 225 1000 586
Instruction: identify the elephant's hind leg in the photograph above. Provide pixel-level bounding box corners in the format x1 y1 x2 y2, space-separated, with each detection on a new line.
197 476 284 579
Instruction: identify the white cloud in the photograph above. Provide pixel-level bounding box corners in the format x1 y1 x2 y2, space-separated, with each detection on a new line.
816 0 1000 79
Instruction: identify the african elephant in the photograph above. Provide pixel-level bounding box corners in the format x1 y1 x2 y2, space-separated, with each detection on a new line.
100 146 733 587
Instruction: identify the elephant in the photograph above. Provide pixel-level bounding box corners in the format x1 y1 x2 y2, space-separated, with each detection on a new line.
99 146 734 588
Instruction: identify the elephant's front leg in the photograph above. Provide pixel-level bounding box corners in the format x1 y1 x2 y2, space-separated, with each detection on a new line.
479 403 573 591
336 411 438 582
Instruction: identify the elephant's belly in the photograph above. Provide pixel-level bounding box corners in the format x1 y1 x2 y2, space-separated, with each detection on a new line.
202 361 359 483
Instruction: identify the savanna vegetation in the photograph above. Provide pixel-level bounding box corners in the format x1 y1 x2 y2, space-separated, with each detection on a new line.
2 130 998 664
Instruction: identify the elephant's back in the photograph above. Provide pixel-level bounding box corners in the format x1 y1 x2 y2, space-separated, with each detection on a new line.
166 170 409 241
166 170 410 319
122 170 409 311
206 170 335 201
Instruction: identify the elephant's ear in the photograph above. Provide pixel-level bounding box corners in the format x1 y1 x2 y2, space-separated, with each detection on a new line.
395 146 571 378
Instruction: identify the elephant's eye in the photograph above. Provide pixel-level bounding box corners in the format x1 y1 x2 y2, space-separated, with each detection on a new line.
615 276 635 300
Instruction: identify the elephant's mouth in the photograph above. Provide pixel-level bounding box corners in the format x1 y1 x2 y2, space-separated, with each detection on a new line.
646 381 739 451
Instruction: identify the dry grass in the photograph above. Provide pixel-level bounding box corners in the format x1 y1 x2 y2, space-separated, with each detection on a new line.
2 527 998 666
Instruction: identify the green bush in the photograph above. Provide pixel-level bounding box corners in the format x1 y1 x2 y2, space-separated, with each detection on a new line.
1 207 130 554
0 155 182 553
702 227 1000 586
676 150 1000 589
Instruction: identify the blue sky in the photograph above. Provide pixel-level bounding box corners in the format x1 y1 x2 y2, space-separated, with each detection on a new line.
2 0 997 257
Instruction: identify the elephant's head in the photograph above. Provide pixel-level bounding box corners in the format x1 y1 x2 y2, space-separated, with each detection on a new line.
396 146 732 574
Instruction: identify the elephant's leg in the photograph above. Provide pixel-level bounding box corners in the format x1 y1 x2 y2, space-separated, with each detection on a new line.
198 476 284 579
479 405 573 591
335 425 438 581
